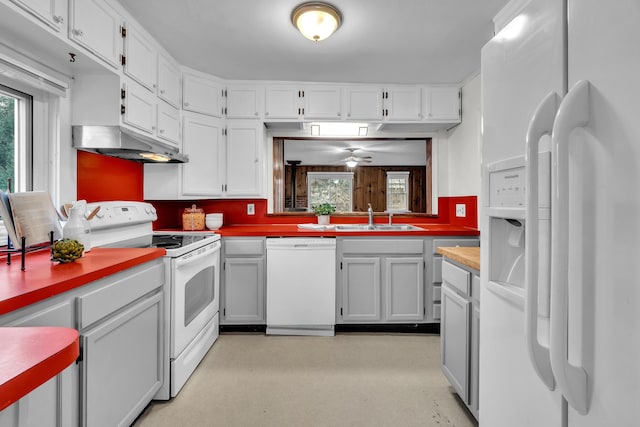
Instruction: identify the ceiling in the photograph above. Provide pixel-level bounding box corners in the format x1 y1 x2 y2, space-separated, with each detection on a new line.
117 0 509 85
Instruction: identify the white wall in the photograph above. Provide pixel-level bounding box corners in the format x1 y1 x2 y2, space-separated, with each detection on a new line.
437 73 482 216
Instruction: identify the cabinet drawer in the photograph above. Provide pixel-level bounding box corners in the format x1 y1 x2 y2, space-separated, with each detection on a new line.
342 239 424 255
433 303 441 320
432 256 442 283
432 238 478 254
472 274 480 301
433 285 442 302
224 239 264 256
76 260 164 330
442 260 471 296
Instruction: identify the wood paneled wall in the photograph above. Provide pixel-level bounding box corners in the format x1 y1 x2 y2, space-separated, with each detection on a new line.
284 165 427 212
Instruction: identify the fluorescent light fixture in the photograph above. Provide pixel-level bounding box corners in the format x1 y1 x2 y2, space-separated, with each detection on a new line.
140 152 171 162
306 122 369 137
291 2 342 42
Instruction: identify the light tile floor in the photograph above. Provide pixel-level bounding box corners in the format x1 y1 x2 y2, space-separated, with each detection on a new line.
133 333 477 427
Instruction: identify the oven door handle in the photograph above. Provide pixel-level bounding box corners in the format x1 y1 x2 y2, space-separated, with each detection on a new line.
175 241 221 268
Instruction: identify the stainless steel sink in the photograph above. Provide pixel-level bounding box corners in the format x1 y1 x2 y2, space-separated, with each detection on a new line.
334 224 425 232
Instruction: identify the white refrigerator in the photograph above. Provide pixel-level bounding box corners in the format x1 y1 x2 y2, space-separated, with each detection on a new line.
480 0 640 426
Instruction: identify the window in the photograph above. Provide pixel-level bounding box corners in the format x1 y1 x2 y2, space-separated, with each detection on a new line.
307 172 354 212
0 84 32 193
386 171 410 212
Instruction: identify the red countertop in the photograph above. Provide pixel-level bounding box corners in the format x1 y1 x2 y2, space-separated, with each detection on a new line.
0 247 164 411
0 327 79 411
0 247 166 316
214 223 480 237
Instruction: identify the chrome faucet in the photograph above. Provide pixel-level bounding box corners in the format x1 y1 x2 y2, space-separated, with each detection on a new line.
388 213 393 225
368 203 374 227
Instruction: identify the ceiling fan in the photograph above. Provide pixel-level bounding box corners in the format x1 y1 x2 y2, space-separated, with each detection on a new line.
341 148 372 167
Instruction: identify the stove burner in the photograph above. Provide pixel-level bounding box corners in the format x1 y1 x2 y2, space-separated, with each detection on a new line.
151 234 212 250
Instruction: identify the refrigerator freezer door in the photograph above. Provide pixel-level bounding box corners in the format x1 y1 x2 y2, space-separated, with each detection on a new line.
480 0 566 425
560 0 640 424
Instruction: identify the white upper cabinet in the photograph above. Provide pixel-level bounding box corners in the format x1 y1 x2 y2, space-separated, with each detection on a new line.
68 0 122 69
9 0 67 32
303 86 342 120
121 77 156 135
156 101 180 147
424 86 461 121
226 85 263 119
345 86 383 121
225 120 264 196
181 113 224 196
264 85 301 120
182 70 225 117
383 87 422 121
157 52 181 108
122 22 157 92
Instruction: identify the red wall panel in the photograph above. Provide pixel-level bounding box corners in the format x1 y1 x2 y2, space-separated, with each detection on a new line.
76 151 143 202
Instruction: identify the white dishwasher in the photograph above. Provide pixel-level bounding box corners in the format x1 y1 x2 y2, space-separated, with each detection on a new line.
266 237 336 336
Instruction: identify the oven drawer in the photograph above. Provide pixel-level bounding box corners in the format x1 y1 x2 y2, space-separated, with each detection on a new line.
76 260 165 330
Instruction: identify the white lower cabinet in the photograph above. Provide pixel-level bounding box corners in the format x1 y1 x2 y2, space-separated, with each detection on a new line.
338 238 425 324
80 292 162 427
221 238 266 324
76 260 164 427
0 300 78 427
341 257 381 322
429 238 479 321
0 259 165 427
440 258 479 420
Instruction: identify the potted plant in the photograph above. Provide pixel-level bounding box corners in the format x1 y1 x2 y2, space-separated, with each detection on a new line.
312 203 336 225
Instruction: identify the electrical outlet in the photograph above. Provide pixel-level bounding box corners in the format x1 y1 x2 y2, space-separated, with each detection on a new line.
455 204 466 217
247 203 255 215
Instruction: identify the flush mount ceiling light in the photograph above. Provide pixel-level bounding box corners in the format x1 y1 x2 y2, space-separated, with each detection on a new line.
291 2 342 42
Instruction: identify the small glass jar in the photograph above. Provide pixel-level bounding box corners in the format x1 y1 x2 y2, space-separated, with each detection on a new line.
182 204 205 231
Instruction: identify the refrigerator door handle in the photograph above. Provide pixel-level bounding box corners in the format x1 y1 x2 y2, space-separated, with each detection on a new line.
525 91 558 391
550 80 590 415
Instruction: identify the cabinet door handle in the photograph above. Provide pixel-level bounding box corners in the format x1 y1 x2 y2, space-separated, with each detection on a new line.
72 29 84 37
160 89 165 94
184 102 190 107
53 15 64 24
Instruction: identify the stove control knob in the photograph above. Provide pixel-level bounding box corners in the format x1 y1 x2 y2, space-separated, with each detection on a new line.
145 206 151 215
150 206 157 215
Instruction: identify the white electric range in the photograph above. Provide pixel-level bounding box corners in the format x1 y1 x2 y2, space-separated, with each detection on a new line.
86 201 221 399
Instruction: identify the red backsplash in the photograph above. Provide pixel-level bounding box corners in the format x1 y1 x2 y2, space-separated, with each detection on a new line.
74 151 477 229
442 196 478 228
149 197 478 229
76 151 143 202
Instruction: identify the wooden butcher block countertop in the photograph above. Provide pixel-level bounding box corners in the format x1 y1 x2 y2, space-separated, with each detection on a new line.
436 246 480 271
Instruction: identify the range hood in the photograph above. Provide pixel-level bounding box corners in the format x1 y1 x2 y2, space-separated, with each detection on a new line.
72 126 189 163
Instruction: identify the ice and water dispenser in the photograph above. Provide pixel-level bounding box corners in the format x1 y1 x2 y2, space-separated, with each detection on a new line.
485 153 551 310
